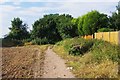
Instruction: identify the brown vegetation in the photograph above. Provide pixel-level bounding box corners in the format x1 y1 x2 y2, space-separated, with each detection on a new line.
2 45 48 78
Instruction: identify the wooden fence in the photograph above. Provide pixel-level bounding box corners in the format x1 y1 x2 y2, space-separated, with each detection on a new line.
81 35 93 39
94 31 120 45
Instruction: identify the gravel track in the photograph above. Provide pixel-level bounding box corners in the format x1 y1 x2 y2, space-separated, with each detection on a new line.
42 47 74 78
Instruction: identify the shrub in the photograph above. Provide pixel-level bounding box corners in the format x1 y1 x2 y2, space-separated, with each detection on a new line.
31 38 49 45
69 40 94 56
2 39 23 47
97 28 112 32
22 38 32 43
69 44 82 55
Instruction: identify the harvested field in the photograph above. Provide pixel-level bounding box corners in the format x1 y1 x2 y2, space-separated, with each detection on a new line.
1 45 46 78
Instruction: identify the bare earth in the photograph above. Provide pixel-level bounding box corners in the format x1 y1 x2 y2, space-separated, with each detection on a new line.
2 46 44 78
1 46 74 78
42 47 74 78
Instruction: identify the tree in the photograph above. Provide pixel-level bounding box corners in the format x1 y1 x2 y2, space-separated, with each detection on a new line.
6 17 29 40
109 1 120 31
56 14 78 39
31 14 62 44
77 10 109 35
31 14 79 44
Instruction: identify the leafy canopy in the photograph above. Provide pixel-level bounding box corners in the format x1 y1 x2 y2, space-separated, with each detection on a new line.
76 10 109 36
6 17 29 40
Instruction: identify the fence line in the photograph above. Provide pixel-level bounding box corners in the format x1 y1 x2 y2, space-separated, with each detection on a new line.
94 31 120 45
81 35 93 39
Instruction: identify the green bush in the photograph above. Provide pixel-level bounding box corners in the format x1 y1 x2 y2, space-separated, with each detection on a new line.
97 28 112 32
69 44 81 55
69 41 94 55
63 37 86 51
31 38 49 45
22 38 32 43
2 39 23 47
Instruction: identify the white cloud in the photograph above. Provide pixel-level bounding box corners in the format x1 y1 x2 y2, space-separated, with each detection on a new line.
51 2 117 17
18 7 49 16
13 2 21 5
0 5 21 12
0 0 119 2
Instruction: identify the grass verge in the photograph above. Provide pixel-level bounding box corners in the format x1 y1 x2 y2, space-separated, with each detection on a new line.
53 37 119 78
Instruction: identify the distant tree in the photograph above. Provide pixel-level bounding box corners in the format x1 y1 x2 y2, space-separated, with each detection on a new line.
31 14 79 44
77 16 85 36
31 14 62 44
71 18 79 36
77 10 109 35
109 1 120 30
56 14 78 39
6 17 29 40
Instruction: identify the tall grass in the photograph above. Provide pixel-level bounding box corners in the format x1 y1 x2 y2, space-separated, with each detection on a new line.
53 37 119 78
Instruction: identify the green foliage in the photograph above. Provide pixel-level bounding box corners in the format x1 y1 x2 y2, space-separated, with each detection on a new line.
0 38 2 47
53 37 119 78
22 38 32 43
2 17 30 47
97 28 112 32
91 40 119 62
69 45 82 56
2 38 23 47
6 17 30 40
31 14 62 44
77 16 85 36
69 41 94 56
3 1 120 46
77 10 109 36
109 2 120 31
57 14 78 39
55 37 119 62
31 38 49 45
31 14 79 44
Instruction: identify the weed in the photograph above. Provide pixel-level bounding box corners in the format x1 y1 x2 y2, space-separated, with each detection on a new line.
53 37 119 78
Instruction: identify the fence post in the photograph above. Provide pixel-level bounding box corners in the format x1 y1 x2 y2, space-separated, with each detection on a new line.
102 32 103 40
94 33 96 39
118 31 120 45
109 32 110 42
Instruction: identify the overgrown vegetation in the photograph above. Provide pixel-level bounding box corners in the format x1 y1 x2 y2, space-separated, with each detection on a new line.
69 40 94 55
97 28 112 32
53 37 119 78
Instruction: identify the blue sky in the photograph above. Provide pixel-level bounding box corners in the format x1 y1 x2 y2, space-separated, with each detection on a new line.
0 0 119 38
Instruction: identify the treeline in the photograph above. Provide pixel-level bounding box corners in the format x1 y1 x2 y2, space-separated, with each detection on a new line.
3 2 120 45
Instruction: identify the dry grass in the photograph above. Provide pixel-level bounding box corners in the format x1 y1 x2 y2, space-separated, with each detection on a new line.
53 38 119 78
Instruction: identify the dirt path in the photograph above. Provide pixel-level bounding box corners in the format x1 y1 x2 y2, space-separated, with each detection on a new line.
42 47 75 78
